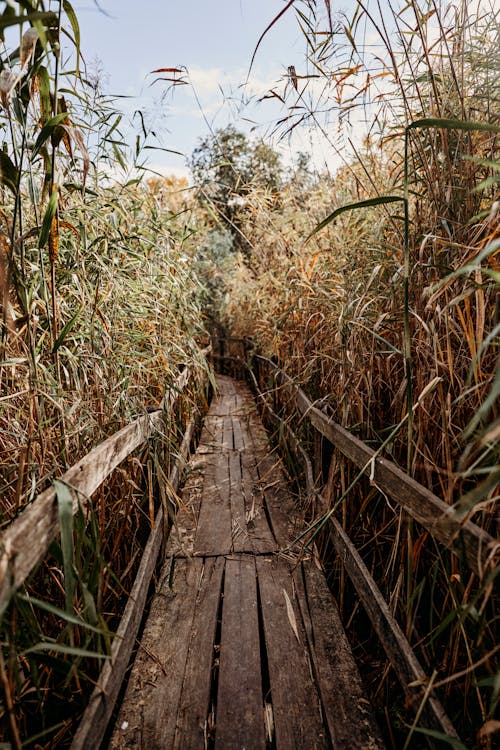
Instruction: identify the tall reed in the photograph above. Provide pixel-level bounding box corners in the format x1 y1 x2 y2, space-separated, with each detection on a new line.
217 1 499 746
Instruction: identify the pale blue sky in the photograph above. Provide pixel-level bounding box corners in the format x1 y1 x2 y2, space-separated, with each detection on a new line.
73 0 322 177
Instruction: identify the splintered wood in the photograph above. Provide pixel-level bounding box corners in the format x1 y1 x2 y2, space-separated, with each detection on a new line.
110 376 384 749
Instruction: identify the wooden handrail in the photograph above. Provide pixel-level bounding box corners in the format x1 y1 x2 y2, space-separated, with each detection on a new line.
0 353 209 615
247 363 458 738
253 354 498 579
71 416 197 750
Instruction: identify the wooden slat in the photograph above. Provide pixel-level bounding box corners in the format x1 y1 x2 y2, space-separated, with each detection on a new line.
72 419 196 750
216 556 265 750
294 561 384 749
231 416 245 451
173 557 225 749
259 360 498 578
222 416 234 451
256 556 328 750
108 558 203 748
240 449 277 554
252 450 299 549
197 414 224 454
194 452 232 555
229 451 250 552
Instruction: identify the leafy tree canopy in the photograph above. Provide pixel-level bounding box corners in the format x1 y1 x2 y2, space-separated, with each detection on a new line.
189 124 282 213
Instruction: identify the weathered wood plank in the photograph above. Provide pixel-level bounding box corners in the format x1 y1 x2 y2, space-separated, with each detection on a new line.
231 416 245 451
240 449 277 554
252 451 300 549
173 557 225 750
294 560 384 749
256 556 328 750
216 556 265 750
194 453 233 555
108 558 203 749
222 416 234 451
229 451 250 552
72 419 196 750
197 414 224 454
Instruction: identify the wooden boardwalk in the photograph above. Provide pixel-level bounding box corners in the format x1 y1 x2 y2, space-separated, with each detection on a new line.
109 376 383 749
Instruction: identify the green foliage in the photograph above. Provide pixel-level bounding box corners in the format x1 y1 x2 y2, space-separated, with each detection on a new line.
0 2 209 744
189 124 282 251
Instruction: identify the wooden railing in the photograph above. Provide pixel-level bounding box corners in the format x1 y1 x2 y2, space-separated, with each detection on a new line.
214 338 499 743
0 348 211 749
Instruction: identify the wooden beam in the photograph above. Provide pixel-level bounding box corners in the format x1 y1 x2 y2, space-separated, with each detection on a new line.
254 357 498 578
0 362 204 616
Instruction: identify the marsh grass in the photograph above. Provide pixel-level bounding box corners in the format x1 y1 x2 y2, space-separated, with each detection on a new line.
0 2 209 744
217 1 499 747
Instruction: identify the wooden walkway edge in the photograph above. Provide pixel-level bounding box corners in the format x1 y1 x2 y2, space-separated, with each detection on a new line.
108 376 384 749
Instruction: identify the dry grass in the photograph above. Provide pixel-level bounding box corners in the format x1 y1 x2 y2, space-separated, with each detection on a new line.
214 1 499 747
0 5 209 744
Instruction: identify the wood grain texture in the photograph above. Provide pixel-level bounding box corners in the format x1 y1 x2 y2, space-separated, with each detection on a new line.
173 557 225 750
256 556 329 750
216 556 265 750
194 452 233 555
108 558 203 749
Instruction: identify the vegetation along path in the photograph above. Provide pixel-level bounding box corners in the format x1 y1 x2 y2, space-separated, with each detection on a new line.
108 375 383 749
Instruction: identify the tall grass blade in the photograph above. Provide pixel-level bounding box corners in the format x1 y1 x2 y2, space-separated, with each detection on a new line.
54 480 75 616
305 196 404 242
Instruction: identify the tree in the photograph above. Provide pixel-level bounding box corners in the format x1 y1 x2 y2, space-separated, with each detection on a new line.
189 125 282 250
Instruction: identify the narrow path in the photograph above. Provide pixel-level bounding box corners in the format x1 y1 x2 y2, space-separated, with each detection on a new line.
109 376 383 749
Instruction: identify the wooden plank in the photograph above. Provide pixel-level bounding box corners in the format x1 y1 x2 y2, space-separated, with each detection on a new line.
229 451 250 552
197 415 224 454
194 453 232 555
252 451 300 549
167 458 206 557
294 560 384 749
222 416 234 451
262 362 498 578
240 449 277 554
256 556 328 750
72 419 196 750
173 557 225 750
216 556 265 750
231 416 245 451
108 558 203 749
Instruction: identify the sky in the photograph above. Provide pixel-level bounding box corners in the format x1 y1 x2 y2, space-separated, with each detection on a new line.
71 0 359 180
